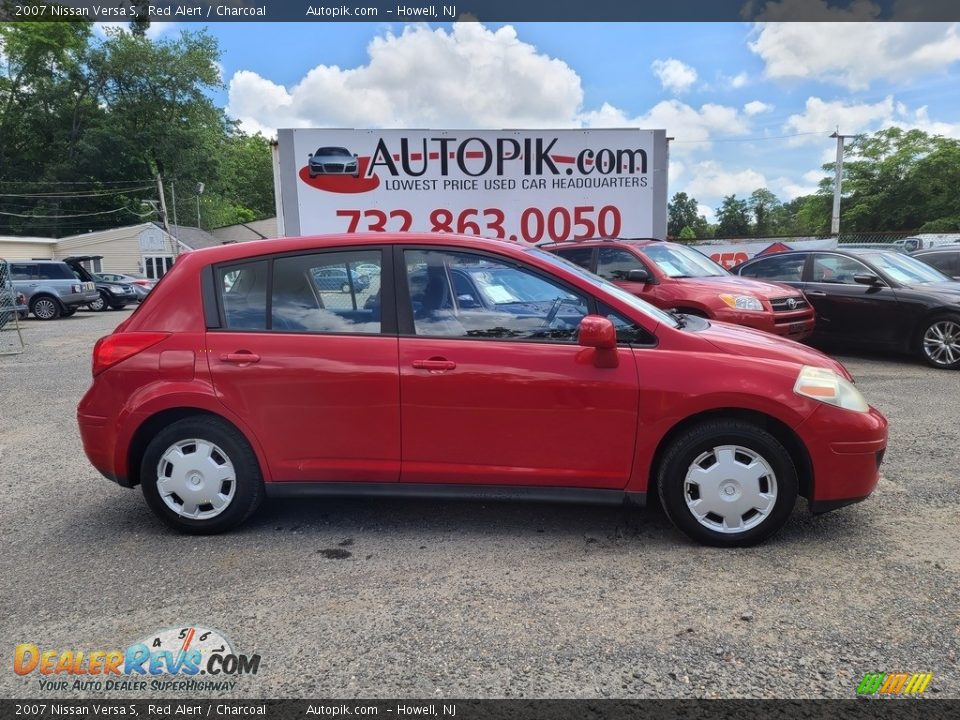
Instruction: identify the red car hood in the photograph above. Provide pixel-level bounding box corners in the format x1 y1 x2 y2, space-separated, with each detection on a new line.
698 320 852 379
680 274 800 298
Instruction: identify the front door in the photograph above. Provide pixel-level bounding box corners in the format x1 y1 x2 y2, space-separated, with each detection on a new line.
803 253 901 346
397 247 639 489
205 249 401 483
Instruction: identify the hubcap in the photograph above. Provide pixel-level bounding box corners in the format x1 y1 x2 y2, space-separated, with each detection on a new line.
684 445 778 534
923 320 960 366
34 299 56 319
156 439 236 520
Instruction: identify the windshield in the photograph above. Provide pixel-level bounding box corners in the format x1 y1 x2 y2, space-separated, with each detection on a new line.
315 147 351 157
529 248 680 328
643 244 728 278
858 252 949 284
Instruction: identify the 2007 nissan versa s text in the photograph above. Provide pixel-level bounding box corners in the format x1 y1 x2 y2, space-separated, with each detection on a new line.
78 234 888 546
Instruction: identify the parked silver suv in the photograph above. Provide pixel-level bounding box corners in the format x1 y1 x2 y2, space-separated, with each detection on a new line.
10 260 99 320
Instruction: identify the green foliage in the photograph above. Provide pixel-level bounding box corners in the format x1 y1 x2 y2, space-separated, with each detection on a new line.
668 192 709 238
715 195 751 237
0 23 275 236
678 225 697 240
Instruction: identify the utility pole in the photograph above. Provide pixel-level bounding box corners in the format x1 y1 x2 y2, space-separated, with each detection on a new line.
156 173 177 257
195 182 205 230
830 130 856 236
170 180 180 256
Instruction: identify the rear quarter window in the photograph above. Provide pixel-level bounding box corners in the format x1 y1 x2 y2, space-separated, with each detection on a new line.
217 261 269 330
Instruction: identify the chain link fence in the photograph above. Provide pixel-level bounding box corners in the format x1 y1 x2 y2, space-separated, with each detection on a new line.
0 259 26 355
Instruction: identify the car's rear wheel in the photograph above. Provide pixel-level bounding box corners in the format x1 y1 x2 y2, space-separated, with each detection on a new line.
341 283 350 293
88 293 108 312
919 314 960 370
657 419 798 547
61 307 77 317
141 416 264 534
30 296 61 321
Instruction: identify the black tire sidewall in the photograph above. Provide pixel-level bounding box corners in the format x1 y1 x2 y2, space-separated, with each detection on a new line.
658 421 798 547
141 417 264 534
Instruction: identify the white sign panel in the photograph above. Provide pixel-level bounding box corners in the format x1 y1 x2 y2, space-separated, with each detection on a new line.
277 129 668 243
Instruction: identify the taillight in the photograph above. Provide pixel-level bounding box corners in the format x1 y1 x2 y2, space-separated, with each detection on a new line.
92 332 170 377
133 279 151 286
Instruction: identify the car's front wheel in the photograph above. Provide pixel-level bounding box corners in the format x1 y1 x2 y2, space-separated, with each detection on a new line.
141 416 264 534
61 307 77 317
30 296 61 321
919 313 960 370
657 419 798 547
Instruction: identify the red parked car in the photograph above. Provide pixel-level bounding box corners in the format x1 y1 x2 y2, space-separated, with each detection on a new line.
77 233 887 546
542 238 816 340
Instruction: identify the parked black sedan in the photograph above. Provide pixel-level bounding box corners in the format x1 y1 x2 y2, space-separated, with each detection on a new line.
911 246 960 281
732 249 960 369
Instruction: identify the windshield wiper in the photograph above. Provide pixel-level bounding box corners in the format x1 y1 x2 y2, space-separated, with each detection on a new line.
667 309 687 328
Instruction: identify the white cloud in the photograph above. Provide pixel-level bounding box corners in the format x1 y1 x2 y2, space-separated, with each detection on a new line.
683 161 767 200
227 23 583 134
744 100 773 115
784 95 960 145
784 96 895 141
651 58 698 93
774 175 819 200
698 204 716 224
730 72 750 89
583 100 750 154
749 11 960 90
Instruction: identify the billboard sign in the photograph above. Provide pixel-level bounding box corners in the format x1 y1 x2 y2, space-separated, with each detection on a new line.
276 129 668 242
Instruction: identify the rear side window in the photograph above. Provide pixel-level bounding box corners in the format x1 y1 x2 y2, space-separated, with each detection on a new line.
217 261 269 330
10 264 34 280
272 250 382 334
37 263 76 280
740 255 805 281
553 247 594 271
917 252 958 277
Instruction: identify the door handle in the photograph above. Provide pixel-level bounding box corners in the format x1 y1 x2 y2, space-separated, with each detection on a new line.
220 352 261 364
412 358 456 372
806 291 826 296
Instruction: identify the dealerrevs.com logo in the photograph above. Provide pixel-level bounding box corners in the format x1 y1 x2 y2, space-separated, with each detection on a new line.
14 626 260 693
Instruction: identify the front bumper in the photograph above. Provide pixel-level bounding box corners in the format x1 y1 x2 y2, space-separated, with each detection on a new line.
713 307 815 340
797 404 888 511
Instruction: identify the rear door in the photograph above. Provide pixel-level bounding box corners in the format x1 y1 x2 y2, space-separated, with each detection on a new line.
396 246 639 489
205 248 401 483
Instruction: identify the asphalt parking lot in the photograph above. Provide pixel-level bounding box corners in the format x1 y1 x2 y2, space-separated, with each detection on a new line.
1 309 958 699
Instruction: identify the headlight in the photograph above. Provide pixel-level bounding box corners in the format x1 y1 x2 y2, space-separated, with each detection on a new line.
71 284 81 293
103 286 116 294
719 294 764 311
794 366 869 412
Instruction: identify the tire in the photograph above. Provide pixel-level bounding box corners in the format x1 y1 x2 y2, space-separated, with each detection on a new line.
140 416 264 534
918 313 960 370
30 296 61 321
61 307 78 317
656 419 798 547
88 293 108 312
341 283 350 293
109 303 128 311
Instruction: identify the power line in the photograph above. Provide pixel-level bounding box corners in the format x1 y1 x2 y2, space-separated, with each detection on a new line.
670 130 835 145
0 179 155 186
0 186 154 198
0 206 149 219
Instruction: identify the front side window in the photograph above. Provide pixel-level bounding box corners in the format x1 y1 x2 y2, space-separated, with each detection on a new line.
272 250 381 334
810 255 873 284
597 248 643 281
37 263 75 280
404 249 588 342
740 255 805 281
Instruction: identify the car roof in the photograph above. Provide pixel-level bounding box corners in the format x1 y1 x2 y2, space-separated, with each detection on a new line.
180 233 539 266
913 246 959 254
539 237 667 250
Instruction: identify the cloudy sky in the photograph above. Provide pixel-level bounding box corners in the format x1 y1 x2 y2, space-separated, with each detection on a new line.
188 16 960 222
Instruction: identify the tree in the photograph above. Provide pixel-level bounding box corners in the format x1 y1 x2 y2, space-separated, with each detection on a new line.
668 191 709 238
715 195 751 237
748 188 784 237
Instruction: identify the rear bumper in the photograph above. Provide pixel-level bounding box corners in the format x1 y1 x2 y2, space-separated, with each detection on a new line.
797 404 888 511
77 408 132 488
62 290 100 307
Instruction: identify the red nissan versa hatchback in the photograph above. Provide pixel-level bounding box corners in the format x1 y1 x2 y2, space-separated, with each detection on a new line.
77 233 888 546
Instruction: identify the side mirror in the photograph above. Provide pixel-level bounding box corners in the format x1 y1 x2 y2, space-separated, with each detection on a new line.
578 315 616 350
853 273 881 286
626 267 651 283
457 294 481 309
353 153 359 158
